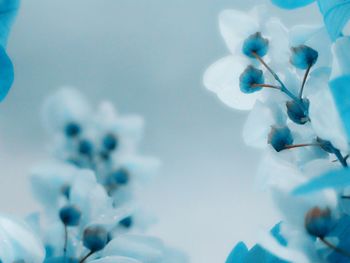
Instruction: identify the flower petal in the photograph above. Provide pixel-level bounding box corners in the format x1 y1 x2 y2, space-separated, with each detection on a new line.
219 9 259 55
203 56 260 110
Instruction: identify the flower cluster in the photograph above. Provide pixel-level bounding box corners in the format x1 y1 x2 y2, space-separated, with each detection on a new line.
204 4 350 263
0 88 187 263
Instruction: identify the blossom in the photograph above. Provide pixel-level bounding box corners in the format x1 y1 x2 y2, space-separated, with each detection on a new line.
0 0 20 101
203 6 290 110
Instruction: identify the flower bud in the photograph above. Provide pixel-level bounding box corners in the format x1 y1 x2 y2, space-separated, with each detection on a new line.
290 45 318 69
268 126 293 152
102 133 119 151
286 99 309 125
242 32 269 58
78 139 93 155
64 122 81 138
59 205 81 226
305 207 335 238
83 225 108 252
239 65 264 94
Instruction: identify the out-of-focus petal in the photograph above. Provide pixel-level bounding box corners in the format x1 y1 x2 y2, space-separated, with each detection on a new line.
0 214 45 263
318 0 350 41
219 9 259 54
307 69 348 151
271 0 315 9
203 56 261 110
42 87 91 133
243 101 282 148
30 161 77 208
263 18 290 68
329 37 350 140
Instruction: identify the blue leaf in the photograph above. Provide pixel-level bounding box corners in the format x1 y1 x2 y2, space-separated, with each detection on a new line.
292 168 350 195
226 242 248 263
271 0 315 9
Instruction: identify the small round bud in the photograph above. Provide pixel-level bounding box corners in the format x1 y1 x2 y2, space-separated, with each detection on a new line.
239 65 264 94
119 216 133 228
64 122 81 138
59 205 81 226
102 133 119 151
290 45 318 69
268 126 293 152
305 207 335 238
111 168 130 185
286 99 309 125
83 225 108 252
242 32 269 58
78 139 93 155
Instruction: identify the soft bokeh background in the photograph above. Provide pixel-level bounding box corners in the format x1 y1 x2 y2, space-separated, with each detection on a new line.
0 1 322 262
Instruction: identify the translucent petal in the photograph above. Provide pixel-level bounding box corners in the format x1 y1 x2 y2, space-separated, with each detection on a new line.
308 69 348 152
103 234 166 263
70 170 113 227
270 0 315 9
89 256 141 263
242 101 276 148
263 18 290 68
30 161 77 208
203 56 261 110
0 215 45 263
42 87 91 133
219 9 259 55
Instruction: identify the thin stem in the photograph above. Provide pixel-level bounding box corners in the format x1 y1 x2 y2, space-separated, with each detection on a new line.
284 143 320 150
79 251 94 263
63 226 68 258
341 195 350 199
252 52 302 104
320 237 350 259
299 65 311 98
252 83 280 89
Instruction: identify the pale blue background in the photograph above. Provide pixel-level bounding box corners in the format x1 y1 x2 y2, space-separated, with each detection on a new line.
0 1 321 262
